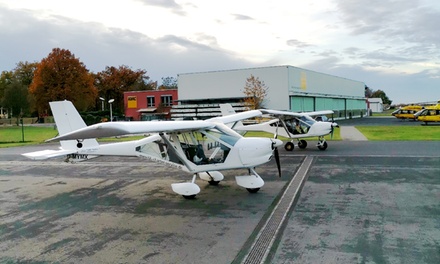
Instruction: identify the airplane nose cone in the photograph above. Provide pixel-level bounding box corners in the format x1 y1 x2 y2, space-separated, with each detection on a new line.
271 138 283 148
332 122 339 128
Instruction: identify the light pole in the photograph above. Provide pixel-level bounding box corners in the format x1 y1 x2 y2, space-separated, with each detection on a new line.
99 97 105 111
108 99 114 122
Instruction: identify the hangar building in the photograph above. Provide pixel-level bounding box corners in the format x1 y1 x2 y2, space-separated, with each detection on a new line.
172 65 366 120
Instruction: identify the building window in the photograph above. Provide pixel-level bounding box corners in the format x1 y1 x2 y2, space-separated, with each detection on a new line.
161 95 172 107
147 96 155 107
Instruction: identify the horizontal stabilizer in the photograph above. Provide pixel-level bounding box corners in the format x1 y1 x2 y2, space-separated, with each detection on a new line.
22 149 76 160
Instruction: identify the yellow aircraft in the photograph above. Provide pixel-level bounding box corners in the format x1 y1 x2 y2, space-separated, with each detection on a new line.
391 105 424 120
414 101 440 124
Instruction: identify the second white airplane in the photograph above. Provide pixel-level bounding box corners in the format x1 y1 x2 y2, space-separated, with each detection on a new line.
220 104 338 151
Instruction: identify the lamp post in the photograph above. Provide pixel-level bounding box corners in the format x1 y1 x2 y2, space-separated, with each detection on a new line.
108 99 114 122
99 97 105 111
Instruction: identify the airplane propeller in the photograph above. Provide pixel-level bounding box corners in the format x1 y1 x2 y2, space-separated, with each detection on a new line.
271 138 282 177
274 119 280 140
330 122 339 139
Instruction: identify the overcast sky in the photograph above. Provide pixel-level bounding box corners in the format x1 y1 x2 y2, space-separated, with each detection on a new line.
1 0 439 104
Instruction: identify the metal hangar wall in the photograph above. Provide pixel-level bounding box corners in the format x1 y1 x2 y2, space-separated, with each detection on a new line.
175 65 366 119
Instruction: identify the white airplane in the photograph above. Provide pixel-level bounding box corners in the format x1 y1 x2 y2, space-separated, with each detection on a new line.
220 104 338 151
23 101 282 199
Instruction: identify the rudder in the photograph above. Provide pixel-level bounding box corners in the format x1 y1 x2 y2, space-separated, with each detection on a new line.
50 100 99 149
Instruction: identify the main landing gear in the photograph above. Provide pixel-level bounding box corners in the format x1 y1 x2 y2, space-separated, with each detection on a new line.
171 175 200 199
284 139 308 151
284 138 328 151
171 170 265 199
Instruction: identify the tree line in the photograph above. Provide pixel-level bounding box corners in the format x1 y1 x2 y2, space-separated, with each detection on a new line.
365 85 392 105
0 48 178 122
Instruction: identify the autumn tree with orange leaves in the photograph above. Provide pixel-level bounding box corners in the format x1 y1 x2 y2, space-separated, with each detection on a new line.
94 66 154 115
29 48 97 114
242 74 268 110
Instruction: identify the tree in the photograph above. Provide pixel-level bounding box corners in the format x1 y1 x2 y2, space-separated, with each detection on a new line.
159 76 178 90
94 66 153 114
29 48 97 114
0 70 13 105
14 61 39 117
1 62 37 120
2 79 29 123
364 85 373 98
14 61 38 86
371 89 392 105
242 74 268 110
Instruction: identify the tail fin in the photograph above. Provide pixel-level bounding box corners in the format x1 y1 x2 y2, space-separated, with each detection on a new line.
22 101 99 160
50 100 99 150
218 104 246 132
219 103 237 116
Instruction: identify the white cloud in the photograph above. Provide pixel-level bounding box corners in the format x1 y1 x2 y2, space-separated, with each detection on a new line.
0 0 439 104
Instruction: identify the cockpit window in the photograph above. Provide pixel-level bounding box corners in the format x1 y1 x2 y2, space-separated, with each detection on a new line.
207 123 242 145
299 115 316 127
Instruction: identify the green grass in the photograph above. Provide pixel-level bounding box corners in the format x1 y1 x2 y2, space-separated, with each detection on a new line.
1 123 439 148
370 109 395 117
356 126 440 140
0 126 59 147
0 125 147 148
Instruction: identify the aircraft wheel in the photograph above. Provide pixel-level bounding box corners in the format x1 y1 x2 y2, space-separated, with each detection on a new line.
298 140 307 149
284 142 294 151
318 141 328 151
208 180 220 186
246 188 260 193
182 194 197 199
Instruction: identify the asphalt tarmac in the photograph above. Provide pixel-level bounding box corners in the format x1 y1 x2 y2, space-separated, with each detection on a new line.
1 117 440 263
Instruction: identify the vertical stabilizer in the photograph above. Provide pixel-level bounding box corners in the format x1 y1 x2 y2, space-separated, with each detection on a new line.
219 104 245 131
50 101 99 150
219 103 237 116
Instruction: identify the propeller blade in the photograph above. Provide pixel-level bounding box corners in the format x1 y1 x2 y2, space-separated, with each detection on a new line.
274 147 281 177
330 122 339 139
274 119 280 139
270 138 282 177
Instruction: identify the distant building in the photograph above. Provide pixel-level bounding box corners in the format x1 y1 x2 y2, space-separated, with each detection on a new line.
124 89 178 121
174 65 366 120
0 107 8 119
367 98 384 113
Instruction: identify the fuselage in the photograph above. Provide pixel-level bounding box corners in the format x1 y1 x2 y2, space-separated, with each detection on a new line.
392 106 424 120
235 118 335 139
414 107 440 124
71 126 282 174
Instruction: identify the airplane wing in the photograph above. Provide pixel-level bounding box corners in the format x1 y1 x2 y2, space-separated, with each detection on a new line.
260 109 334 118
208 109 262 124
47 120 215 142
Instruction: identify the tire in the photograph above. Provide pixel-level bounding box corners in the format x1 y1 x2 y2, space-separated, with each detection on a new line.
298 140 307 149
318 141 328 151
246 188 260 193
208 180 220 186
284 142 294 151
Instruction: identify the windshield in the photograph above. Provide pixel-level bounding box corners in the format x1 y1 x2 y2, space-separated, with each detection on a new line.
204 123 241 146
299 115 316 128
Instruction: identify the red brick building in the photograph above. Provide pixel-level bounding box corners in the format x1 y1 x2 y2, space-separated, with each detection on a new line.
124 89 178 121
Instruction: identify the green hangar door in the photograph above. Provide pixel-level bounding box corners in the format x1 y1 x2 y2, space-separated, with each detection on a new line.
291 97 314 112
